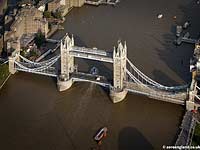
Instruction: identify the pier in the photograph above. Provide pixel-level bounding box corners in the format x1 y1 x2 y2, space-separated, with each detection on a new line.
85 0 120 6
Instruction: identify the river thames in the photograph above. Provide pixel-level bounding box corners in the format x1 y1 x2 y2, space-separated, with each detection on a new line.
0 0 200 149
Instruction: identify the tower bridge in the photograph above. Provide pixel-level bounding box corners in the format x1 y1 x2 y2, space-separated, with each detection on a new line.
8 33 189 105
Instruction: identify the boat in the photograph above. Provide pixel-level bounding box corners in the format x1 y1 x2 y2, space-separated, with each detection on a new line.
94 127 108 141
90 67 99 75
96 77 101 81
157 13 163 19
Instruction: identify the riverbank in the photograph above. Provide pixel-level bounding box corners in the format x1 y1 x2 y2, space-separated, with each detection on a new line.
0 63 10 90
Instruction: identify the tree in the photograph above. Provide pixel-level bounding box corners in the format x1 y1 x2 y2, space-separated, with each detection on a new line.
53 10 62 19
44 11 52 18
35 32 45 48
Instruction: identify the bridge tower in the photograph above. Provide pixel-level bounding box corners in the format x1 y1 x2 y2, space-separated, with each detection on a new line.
110 41 128 103
57 34 75 91
8 51 20 74
186 76 197 111
8 39 21 74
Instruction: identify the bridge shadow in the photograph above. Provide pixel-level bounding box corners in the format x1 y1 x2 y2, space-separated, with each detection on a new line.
152 69 180 86
118 127 154 150
155 1 200 85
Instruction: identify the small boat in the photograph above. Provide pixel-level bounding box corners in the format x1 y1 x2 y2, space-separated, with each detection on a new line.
157 13 163 19
183 21 190 29
94 127 108 141
90 67 99 75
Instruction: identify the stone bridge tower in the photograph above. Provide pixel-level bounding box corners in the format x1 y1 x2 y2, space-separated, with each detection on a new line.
8 38 21 74
57 34 75 91
8 51 20 74
110 41 128 103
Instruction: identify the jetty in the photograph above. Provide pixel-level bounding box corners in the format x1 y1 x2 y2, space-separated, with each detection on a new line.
85 0 120 6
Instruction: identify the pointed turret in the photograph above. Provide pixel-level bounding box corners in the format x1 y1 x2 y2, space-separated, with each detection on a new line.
113 46 116 58
122 41 127 58
71 34 74 46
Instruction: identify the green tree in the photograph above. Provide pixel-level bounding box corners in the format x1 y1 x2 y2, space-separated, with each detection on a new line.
35 32 45 48
20 49 26 57
53 10 62 19
44 11 52 18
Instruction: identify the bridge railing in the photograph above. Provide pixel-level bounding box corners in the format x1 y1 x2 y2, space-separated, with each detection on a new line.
19 54 60 66
126 58 188 91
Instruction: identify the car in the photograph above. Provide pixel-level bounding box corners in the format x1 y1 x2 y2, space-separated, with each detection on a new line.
96 77 100 81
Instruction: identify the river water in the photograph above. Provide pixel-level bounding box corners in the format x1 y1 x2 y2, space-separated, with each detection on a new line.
0 0 200 150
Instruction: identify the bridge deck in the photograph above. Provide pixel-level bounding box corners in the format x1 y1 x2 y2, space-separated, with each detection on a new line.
71 72 111 87
72 46 111 57
125 82 187 105
69 51 113 63
15 67 57 77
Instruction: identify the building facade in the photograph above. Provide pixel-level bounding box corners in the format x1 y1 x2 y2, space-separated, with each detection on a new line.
47 0 85 15
9 6 49 38
48 0 61 12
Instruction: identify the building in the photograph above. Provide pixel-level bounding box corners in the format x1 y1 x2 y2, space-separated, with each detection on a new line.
6 37 20 54
9 6 49 38
47 0 85 15
0 0 7 15
18 0 35 7
4 6 49 55
48 0 62 12
71 0 85 7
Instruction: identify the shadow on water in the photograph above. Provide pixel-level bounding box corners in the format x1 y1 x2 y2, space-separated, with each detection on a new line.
118 127 154 150
156 0 200 85
152 69 180 86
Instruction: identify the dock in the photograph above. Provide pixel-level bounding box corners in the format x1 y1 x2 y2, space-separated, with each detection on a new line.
175 32 198 45
85 0 120 6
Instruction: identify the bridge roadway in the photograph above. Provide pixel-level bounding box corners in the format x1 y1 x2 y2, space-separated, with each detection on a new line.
70 73 187 105
124 82 187 105
70 72 112 87
15 66 57 77
69 46 113 63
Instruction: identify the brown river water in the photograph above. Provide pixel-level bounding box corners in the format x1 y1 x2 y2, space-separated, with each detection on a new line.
0 0 200 149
